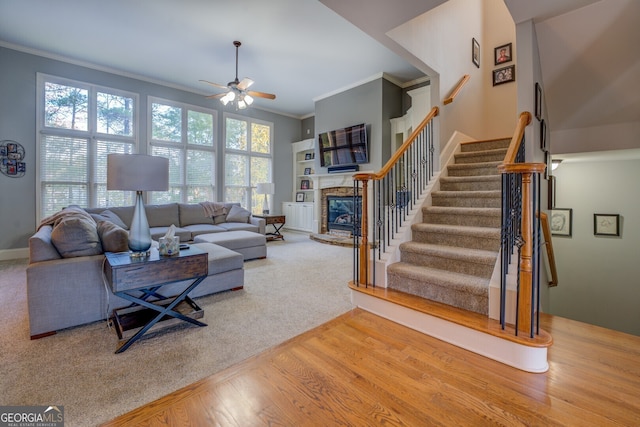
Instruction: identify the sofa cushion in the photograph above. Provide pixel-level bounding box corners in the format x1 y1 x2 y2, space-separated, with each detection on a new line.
96 220 129 252
51 216 103 258
90 209 129 230
29 225 62 263
190 243 244 275
150 226 192 242
182 224 227 238
226 205 251 223
218 222 260 233
179 203 215 226
145 203 180 228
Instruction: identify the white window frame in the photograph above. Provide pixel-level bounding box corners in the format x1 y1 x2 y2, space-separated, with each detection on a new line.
223 112 274 213
148 97 217 204
36 73 139 223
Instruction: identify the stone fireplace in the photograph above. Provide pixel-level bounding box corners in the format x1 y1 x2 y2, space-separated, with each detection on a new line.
320 186 361 235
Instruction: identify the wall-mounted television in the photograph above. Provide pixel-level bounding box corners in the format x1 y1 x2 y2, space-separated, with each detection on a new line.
318 123 368 168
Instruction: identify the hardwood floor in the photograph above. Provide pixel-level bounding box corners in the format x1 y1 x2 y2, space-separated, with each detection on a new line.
103 308 640 426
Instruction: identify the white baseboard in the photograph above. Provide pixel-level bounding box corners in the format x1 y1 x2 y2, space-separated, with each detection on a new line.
0 247 29 261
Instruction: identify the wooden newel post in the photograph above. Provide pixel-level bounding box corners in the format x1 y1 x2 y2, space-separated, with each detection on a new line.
518 172 533 334
359 179 369 285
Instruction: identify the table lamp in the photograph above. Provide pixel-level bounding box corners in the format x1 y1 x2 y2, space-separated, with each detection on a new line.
256 182 274 214
107 154 169 257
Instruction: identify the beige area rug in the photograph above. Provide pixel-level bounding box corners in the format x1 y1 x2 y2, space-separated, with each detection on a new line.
0 232 353 426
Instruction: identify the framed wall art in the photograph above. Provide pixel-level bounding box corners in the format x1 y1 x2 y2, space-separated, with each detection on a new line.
493 65 515 86
594 214 620 236
551 208 572 237
535 82 543 121
472 38 480 68
296 192 305 202
494 42 512 65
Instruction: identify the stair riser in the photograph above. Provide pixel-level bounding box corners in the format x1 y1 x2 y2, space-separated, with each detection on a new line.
422 211 501 228
387 272 488 315
454 152 506 164
400 251 495 278
461 140 510 152
447 165 500 177
432 195 501 208
440 180 501 191
413 230 500 251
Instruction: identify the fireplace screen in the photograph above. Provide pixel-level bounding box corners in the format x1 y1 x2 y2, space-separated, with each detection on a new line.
327 195 361 236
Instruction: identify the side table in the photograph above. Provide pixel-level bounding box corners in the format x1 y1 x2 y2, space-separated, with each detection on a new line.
255 214 286 241
104 246 209 353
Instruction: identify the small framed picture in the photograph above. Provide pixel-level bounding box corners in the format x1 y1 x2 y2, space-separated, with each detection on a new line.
547 175 556 210
535 82 543 121
304 167 311 175
494 43 512 65
594 214 620 236
540 119 547 152
304 153 313 160
551 208 572 237
300 179 310 190
296 192 305 202
472 38 480 68
493 65 515 86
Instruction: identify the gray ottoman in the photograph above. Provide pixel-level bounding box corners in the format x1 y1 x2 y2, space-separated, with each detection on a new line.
187 242 245 295
193 231 267 261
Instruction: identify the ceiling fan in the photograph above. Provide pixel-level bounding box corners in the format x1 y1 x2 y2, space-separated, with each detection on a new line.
200 40 276 109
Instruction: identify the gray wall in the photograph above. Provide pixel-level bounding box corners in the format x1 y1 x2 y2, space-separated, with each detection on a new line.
0 46 301 250
549 157 640 336
314 77 403 174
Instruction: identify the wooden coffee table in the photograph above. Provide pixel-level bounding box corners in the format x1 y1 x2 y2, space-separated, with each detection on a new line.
104 246 208 353
255 214 286 241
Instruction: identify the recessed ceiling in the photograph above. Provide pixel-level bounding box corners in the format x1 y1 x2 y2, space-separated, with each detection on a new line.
0 0 427 118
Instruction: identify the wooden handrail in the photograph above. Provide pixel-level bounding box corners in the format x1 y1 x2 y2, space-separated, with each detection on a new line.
503 112 532 164
443 74 470 105
538 212 559 287
354 106 439 182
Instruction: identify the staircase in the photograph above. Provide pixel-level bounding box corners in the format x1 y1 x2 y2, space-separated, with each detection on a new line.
386 138 510 315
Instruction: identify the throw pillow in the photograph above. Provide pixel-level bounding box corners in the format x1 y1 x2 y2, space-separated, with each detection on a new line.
90 209 129 230
96 220 129 253
51 216 103 258
225 205 251 223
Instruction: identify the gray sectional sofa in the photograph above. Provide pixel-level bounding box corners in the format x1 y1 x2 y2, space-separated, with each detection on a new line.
26 202 266 338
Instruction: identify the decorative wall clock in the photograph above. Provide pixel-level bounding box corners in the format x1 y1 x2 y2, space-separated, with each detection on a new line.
0 140 26 178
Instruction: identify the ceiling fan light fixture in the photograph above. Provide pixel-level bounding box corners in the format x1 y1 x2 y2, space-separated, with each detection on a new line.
244 94 254 106
237 99 247 109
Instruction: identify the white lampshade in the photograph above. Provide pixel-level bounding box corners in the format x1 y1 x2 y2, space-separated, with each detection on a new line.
256 182 275 195
107 154 169 191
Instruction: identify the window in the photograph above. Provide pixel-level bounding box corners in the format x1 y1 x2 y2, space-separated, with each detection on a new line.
224 114 273 214
148 99 216 204
37 74 138 219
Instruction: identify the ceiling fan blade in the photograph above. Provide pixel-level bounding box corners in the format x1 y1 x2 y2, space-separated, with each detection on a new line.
237 78 254 91
247 90 276 100
206 93 227 99
199 79 228 90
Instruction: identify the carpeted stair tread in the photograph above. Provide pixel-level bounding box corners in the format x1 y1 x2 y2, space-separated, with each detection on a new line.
422 206 501 228
454 148 507 164
388 262 489 296
432 190 501 208
400 241 498 263
460 138 511 152
447 161 501 177
412 222 500 238
440 175 501 191
423 206 501 217
432 190 501 198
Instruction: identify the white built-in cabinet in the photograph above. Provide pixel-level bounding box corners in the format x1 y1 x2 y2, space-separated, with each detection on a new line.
285 138 316 232
282 202 314 232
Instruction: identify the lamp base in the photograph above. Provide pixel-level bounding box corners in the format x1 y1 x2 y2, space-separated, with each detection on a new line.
128 191 153 258
129 249 151 258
